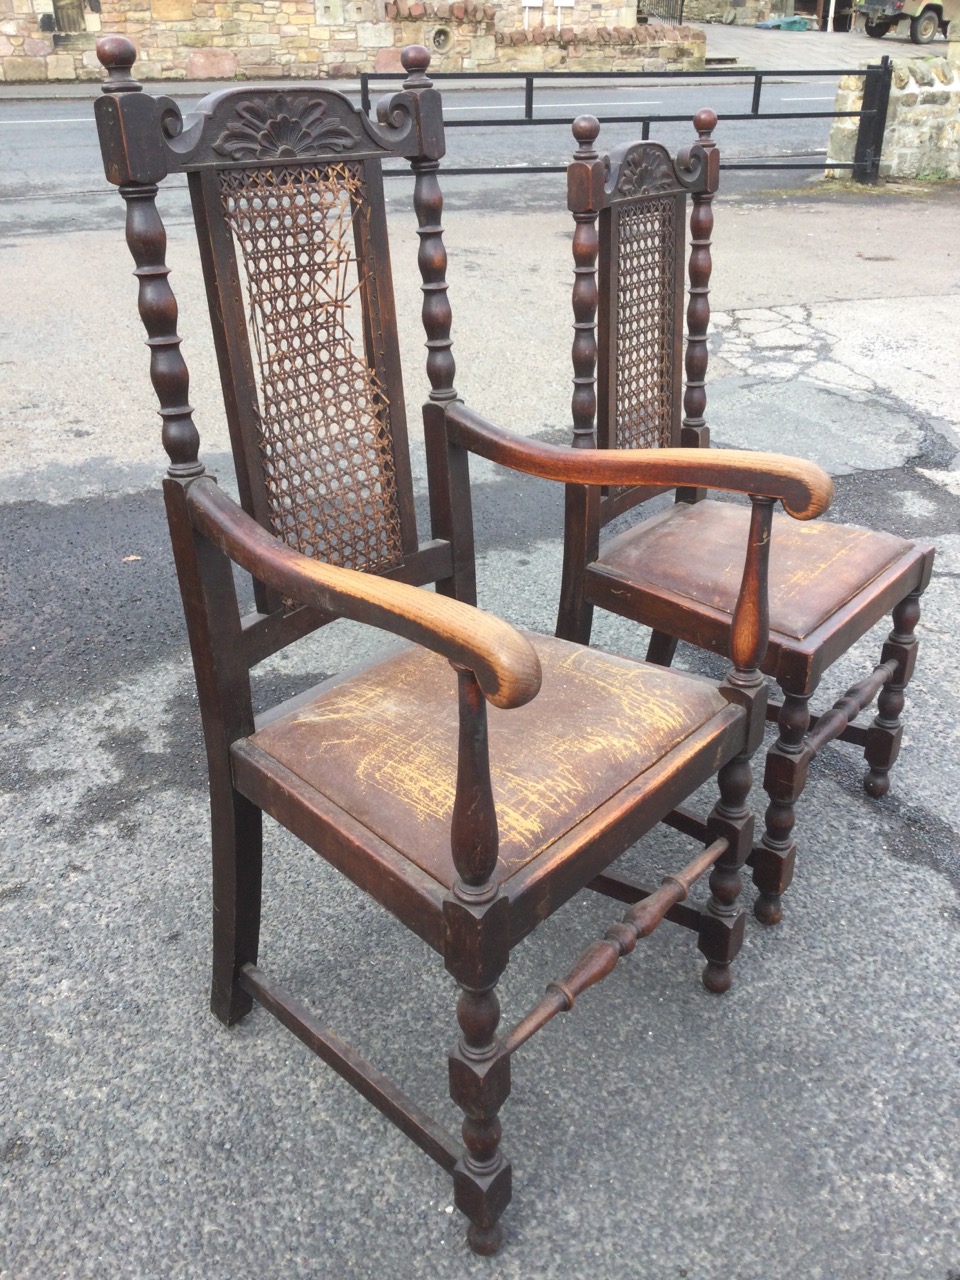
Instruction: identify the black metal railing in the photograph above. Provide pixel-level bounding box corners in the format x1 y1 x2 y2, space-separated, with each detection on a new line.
360 56 892 184
637 0 685 24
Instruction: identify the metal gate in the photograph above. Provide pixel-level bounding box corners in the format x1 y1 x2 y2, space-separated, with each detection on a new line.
636 0 685 24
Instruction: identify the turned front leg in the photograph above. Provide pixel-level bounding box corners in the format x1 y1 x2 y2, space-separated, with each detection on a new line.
449 971 512 1256
699 750 754 994
753 689 812 927
445 666 512 1254
864 589 922 798
702 493 768 983
445 890 512 1255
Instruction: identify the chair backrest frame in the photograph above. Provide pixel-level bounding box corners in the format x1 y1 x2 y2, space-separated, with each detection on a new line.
567 112 719 524
95 41 462 664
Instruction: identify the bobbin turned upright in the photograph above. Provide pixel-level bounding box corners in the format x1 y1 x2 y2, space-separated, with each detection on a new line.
94 40 831 1252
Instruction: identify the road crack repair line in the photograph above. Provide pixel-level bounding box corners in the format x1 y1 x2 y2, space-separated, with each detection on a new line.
710 303 960 491
712 305 873 392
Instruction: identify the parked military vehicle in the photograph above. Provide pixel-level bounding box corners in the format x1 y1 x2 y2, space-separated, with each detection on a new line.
857 0 956 41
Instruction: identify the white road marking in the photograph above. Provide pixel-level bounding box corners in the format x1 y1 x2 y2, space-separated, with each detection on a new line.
443 100 662 112
0 118 90 125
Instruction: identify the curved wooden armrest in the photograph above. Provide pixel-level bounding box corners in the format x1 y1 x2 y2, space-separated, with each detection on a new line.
445 403 833 521
186 478 541 711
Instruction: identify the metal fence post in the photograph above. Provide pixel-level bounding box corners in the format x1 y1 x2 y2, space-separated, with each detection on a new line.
360 73 371 117
871 54 893 182
750 72 763 115
852 55 891 184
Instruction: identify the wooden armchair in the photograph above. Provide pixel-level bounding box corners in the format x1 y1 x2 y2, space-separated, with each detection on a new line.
557 114 935 927
94 41 831 1254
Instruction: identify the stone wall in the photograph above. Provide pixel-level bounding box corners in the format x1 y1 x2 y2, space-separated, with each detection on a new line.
355 2 704 74
0 0 704 81
678 0 720 20
680 0 788 24
827 30 960 180
1 0 102 81
451 14 704 72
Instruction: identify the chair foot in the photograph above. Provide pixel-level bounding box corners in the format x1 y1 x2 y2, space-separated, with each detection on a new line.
750 837 796 927
698 750 753 995
467 1221 504 1256
753 890 782 927
702 960 733 995
755 690 810 924
863 766 891 799
454 1154 511 1256
210 791 263 1028
862 687 903 802
210 981 253 1028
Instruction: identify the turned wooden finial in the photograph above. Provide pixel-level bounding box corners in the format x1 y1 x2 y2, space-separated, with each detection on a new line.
693 107 718 142
97 35 141 93
572 114 601 159
401 43 432 83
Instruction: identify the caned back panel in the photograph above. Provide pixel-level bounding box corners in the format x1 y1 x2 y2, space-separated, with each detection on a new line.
597 190 686 456
191 153 415 575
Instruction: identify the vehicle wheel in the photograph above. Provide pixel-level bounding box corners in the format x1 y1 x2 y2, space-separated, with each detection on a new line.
909 7 940 41
865 18 891 34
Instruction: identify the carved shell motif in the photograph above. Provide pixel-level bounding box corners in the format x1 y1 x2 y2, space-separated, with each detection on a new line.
213 95 357 161
616 147 678 198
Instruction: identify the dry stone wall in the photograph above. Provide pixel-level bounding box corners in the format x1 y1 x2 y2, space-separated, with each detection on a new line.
827 31 960 180
0 0 705 80
0 0 99 81
680 0 784 23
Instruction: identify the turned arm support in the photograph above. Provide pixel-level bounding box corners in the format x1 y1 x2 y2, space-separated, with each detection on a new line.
445 402 833 522
185 478 541 711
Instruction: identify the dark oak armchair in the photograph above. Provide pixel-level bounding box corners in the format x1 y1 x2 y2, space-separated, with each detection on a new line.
94 41 831 1254
557 113 935 927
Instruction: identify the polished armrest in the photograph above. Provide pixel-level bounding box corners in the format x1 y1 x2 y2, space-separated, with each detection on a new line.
185 477 542 710
445 403 833 521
